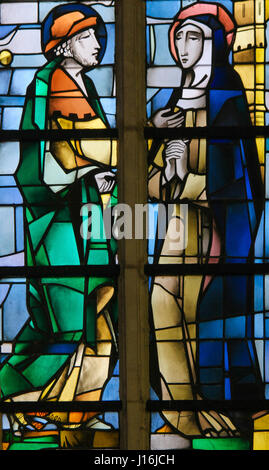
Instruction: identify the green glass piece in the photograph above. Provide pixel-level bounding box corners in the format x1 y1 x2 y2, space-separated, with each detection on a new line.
43 285 60 333
42 277 85 293
36 77 48 97
35 244 50 266
26 235 35 266
88 277 110 293
45 223 80 265
23 354 69 387
8 440 58 451
192 438 250 450
29 211 55 250
87 249 109 265
0 364 32 397
46 284 84 332
26 207 34 223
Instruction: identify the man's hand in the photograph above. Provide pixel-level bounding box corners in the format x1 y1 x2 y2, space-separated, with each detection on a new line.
163 139 189 183
94 171 115 193
152 108 184 128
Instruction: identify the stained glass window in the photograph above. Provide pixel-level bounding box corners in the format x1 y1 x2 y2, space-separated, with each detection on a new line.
2 0 269 455
146 0 269 451
0 0 120 450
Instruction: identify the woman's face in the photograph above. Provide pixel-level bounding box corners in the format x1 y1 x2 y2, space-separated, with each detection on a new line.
175 24 204 69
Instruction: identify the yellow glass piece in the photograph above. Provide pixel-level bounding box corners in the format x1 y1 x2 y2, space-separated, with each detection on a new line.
254 413 269 430
58 368 80 401
180 174 206 201
234 64 254 89
155 326 183 341
0 49 13 66
182 276 202 322
256 47 265 62
151 285 182 329
253 432 269 450
52 116 117 169
256 64 264 84
93 430 119 448
157 341 191 383
97 286 114 314
198 139 207 173
168 384 194 400
256 137 265 163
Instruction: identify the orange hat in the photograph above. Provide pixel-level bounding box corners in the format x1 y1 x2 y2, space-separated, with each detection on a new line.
42 4 107 59
45 11 97 53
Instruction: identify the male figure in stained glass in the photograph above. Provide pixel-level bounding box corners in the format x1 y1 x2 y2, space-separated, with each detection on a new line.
0 3 118 445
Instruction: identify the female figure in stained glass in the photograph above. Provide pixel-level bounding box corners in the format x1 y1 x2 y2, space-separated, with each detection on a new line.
148 2 264 438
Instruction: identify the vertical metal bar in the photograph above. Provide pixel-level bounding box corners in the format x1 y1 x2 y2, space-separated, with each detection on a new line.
116 0 149 450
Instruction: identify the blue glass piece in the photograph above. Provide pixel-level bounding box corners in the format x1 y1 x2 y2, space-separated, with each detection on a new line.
225 316 246 338
229 342 252 367
200 384 223 400
15 206 24 252
265 202 269 258
266 342 269 382
91 4 115 22
10 69 37 96
199 276 223 321
87 66 114 97
103 412 119 429
3 284 29 341
225 378 231 399
113 360 119 375
247 202 256 234
244 169 253 200
200 368 223 384
226 203 251 257
150 88 174 115
247 340 256 365
0 284 10 305
0 187 23 204
0 25 17 40
254 313 264 338
2 107 23 130
153 24 175 66
146 25 151 65
224 342 229 371
224 276 247 315
208 144 234 194
209 90 242 125
0 70 12 95
102 376 119 401
102 23 115 65
45 343 77 354
0 176 16 186
146 1 182 20
0 97 25 106
100 97 116 116
0 142 20 175
199 320 223 339
199 341 223 366
233 145 244 179
12 54 46 68
255 213 264 259
0 207 15 257
265 319 269 338
151 412 165 432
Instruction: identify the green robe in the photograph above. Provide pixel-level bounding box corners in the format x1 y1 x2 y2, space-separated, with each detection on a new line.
0 59 118 400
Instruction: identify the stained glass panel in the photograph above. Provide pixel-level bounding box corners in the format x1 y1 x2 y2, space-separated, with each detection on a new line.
0 1 119 451
146 0 269 451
